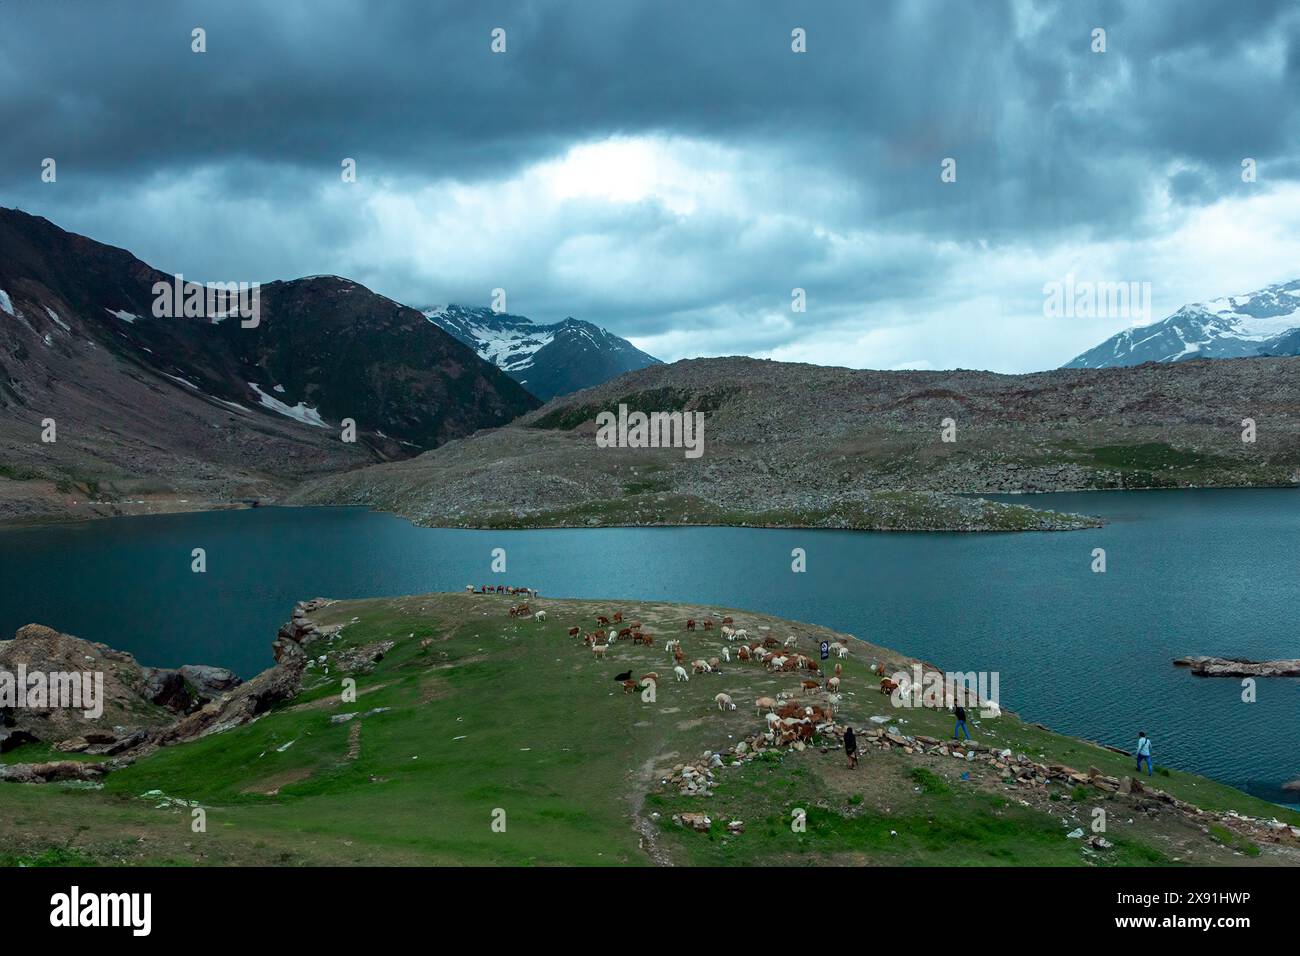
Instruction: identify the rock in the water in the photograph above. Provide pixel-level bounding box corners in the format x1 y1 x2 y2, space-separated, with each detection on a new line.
1173 656 1300 677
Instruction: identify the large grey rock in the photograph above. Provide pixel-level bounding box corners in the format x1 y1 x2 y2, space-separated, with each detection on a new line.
179 664 242 699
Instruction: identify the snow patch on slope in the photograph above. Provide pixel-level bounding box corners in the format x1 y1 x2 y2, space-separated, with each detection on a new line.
248 383 327 428
45 306 71 331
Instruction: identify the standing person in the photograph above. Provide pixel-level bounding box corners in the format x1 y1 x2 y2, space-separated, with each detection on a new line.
844 726 858 769
1135 731 1153 776
954 703 971 740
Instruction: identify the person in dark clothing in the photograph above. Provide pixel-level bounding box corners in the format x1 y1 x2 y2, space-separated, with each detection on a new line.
844 726 858 769
953 704 971 740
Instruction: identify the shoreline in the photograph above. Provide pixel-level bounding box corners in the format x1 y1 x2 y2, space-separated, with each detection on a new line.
5 478 1298 534
4 591 1295 866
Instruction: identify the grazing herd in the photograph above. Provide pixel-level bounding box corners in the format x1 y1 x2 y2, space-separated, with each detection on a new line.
482 587 862 745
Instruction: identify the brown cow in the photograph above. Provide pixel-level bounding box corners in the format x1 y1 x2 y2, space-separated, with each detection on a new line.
800 679 820 694
685 618 696 631
702 619 714 630
593 629 606 641
618 627 633 639
673 647 686 664
568 626 580 637
596 615 610 626
879 677 899 694
737 646 751 661
621 680 638 694
613 611 623 623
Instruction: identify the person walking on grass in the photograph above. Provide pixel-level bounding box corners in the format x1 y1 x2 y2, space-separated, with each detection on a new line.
953 703 971 741
1136 731 1153 776
844 726 858 769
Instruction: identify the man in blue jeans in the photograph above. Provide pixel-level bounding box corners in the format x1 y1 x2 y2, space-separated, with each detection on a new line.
953 704 971 740
1135 731 1153 775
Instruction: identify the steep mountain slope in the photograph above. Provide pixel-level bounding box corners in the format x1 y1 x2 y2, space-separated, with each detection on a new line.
0 208 538 521
1064 280 1300 368
422 304 660 400
293 355 1300 530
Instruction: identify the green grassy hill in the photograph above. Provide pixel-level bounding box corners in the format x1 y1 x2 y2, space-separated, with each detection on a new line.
2 592 1297 866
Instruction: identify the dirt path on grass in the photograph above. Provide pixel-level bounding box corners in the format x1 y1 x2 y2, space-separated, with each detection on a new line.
630 755 675 866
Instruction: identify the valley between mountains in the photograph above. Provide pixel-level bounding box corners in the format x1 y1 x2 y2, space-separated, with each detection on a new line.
4 208 1300 532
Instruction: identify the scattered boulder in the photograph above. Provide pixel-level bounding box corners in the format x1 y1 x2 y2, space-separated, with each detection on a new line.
676 812 711 832
0 760 106 783
334 640 396 675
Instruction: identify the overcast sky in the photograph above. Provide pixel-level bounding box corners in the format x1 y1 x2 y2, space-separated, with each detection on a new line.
3 0 1299 371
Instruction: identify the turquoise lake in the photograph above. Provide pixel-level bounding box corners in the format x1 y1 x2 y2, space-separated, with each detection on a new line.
2 488 1297 806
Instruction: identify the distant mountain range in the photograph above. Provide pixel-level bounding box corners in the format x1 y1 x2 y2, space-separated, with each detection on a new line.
1064 280 1300 368
421 304 660 401
0 208 538 520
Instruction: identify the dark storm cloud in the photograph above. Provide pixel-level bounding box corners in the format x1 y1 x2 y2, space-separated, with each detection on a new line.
1 0 1298 369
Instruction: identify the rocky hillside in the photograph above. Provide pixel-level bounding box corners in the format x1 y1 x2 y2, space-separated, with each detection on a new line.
292 355 1300 531
0 208 538 521
422 304 661 400
1065 279 1300 368
0 615 308 776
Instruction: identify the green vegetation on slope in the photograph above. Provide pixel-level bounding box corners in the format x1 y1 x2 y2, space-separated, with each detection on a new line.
0 593 1294 867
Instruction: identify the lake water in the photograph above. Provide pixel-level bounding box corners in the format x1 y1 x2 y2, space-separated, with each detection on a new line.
1 489 1297 806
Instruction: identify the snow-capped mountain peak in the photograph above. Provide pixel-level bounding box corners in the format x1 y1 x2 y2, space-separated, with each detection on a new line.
422 304 660 400
1063 279 1300 368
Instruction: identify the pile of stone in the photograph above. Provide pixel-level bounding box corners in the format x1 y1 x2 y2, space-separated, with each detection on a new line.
663 752 725 796
863 727 1300 847
333 640 396 675
673 812 712 832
